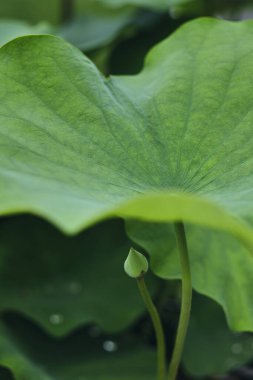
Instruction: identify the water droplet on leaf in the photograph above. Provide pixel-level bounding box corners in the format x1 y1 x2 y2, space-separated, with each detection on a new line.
49 313 64 325
103 340 118 352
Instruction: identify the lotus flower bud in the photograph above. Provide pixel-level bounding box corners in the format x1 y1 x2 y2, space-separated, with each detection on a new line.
124 248 148 278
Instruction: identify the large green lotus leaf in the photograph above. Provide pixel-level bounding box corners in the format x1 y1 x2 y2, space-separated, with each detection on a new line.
184 294 253 376
1 20 253 253
126 220 253 331
0 315 155 380
0 216 158 336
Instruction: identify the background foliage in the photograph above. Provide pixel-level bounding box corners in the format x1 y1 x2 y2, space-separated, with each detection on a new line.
1 1 253 379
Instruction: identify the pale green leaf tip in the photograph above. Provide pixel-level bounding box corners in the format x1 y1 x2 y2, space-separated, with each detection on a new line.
124 248 149 278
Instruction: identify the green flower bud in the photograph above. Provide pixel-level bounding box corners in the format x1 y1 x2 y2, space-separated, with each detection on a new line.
124 248 149 278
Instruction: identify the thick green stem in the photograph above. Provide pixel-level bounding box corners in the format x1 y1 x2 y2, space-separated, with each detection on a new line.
61 0 74 23
168 222 192 380
137 276 167 380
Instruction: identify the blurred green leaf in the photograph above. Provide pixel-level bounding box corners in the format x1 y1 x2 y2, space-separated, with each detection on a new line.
168 0 203 16
126 221 253 332
0 217 158 336
168 0 253 17
0 0 59 24
184 294 253 376
0 0 168 26
58 8 134 51
77 0 168 11
0 315 156 380
0 20 52 46
0 15 131 52
0 0 137 51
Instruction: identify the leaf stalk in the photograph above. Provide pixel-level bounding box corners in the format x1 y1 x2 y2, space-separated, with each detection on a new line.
137 276 167 380
168 222 192 380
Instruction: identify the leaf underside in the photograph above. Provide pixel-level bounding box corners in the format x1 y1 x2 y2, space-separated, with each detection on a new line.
184 294 253 376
